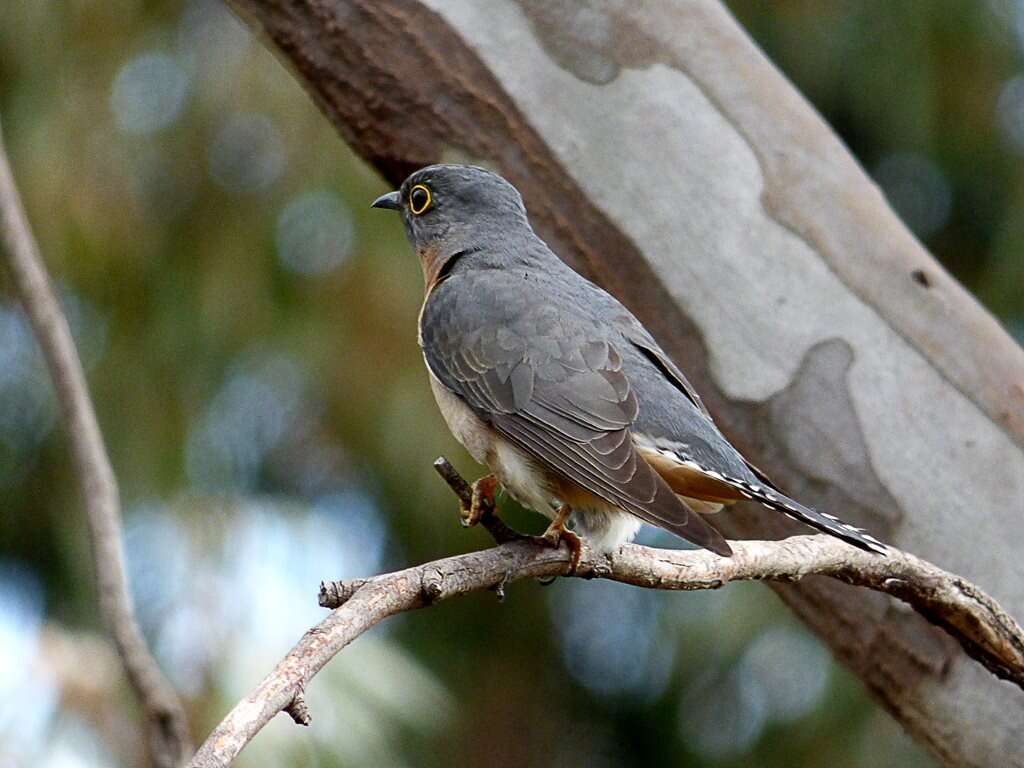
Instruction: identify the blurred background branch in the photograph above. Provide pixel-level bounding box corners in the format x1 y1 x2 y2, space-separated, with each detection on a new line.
0 120 192 767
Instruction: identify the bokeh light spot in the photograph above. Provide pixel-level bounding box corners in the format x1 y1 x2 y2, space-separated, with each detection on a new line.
177 0 251 81
873 152 953 238
110 52 190 135
739 625 830 724
680 664 769 759
549 579 674 700
0 561 58 758
0 303 56 487
207 113 285 194
997 74 1024 153
185 350 310 492
276 191 355 276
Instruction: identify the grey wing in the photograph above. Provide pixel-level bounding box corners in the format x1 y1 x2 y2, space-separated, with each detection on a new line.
610 305 713 419
421 277 731 556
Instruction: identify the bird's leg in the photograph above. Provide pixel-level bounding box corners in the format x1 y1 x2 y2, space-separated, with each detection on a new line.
460 473 499 528
537 504 583 575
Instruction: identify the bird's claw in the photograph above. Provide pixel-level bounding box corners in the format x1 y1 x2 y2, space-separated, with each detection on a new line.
460 474 499 528
535 514 583 575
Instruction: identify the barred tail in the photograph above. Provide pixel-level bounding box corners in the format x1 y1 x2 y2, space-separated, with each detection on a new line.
731 478 888 555
639 442 888 555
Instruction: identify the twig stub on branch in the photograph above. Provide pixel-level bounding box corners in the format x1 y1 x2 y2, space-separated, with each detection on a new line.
284 692 312 727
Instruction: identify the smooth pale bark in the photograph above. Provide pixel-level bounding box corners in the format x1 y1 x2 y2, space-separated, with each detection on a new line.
232 1 1024 764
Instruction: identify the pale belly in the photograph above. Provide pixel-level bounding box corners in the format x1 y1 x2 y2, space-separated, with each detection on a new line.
428 372 556 516
428 373 493 466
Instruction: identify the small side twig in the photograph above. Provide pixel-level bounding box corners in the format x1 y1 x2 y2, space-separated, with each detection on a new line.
0 118 192 767
491 569 512 602
284 692 311 726
318 578 369 608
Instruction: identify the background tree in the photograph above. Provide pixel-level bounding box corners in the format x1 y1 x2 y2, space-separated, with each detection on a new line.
1 1 1022 767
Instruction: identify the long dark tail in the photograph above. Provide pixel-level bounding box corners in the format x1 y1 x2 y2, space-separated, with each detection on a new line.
638 441 887 555
731 476 888 555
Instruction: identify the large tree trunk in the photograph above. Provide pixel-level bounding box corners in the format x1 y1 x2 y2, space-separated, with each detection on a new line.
232 1 1024 764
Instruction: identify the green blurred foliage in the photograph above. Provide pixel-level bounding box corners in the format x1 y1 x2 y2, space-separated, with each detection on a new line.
1 1 1020 766
730 0 1024 321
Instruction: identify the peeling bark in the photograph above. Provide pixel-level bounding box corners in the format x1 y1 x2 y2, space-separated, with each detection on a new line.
230 1 1024 764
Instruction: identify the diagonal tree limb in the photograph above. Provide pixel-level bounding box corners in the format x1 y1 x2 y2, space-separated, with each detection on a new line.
0 119 192 768
188 457 1024 768
227 3 1024 763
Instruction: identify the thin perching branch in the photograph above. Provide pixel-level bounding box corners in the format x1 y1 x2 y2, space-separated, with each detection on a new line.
0 119 192 767
189 457 1024 768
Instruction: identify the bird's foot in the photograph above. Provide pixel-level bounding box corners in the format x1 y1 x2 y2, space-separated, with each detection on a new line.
460 474 499 528
534 506 583 575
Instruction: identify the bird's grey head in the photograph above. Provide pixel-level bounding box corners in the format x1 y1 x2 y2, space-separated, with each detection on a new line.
371 164 532 256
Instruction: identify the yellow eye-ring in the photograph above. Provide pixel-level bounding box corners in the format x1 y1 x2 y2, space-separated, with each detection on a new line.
409 184 432 215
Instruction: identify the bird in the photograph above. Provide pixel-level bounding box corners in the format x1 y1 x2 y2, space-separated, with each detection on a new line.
372 164 886 570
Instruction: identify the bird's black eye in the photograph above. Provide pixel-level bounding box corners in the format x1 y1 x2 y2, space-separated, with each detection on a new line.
409 184 432 215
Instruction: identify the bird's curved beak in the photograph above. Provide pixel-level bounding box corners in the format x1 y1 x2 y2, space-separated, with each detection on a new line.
371 191 401 210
